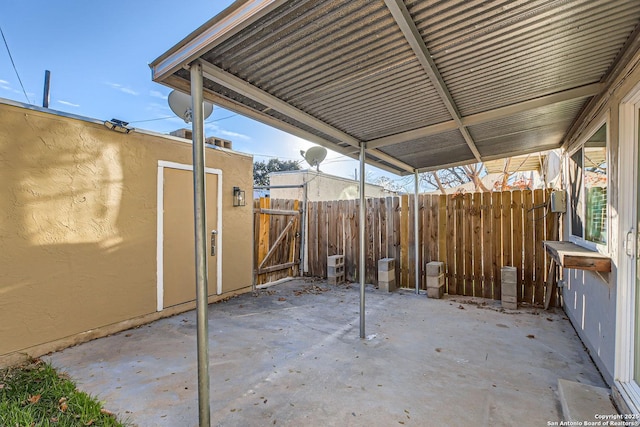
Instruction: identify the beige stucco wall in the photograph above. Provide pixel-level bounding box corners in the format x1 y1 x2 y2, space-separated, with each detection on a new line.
0 101 253 362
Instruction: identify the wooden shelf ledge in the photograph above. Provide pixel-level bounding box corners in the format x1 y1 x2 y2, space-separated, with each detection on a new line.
543 241 611 272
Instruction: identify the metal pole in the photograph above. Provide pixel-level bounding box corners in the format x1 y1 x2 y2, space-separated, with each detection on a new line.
414 170 420 295
42 70 50 108
359 143 366 339
300 182 308 276
190 62 211 427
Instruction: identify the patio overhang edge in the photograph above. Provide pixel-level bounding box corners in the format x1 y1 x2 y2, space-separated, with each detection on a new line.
151 0 287 83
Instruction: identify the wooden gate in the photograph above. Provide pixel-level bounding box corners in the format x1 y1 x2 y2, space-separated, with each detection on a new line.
254 198 302 285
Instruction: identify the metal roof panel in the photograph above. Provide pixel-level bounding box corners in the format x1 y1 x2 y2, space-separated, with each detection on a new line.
151 0 640 174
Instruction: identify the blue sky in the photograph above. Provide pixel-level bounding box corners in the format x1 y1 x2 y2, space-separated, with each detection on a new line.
0 0 410 186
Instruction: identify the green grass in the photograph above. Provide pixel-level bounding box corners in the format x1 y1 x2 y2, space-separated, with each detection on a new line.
0 358 128 426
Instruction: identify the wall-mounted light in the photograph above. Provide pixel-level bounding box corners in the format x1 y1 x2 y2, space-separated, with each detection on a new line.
104 118 132 134
233 186 246 207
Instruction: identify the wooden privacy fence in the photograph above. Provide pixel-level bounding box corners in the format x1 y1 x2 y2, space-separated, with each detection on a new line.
253 198 302 285
305 189 560 307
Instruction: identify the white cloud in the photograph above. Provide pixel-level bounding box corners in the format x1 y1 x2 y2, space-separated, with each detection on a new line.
150 90 167 99
57 100 80 107
0 79 10 90
120 87 138 95
146 102 168 110
106 82 138 96
205 122 219 130
220 130 250 140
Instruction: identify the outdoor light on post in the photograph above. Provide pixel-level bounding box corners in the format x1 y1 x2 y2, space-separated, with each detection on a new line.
233 186 246 207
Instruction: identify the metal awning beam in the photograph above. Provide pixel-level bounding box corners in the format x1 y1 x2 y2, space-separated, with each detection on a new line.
367 83 602 150
384 0 481 162
462 83 602 126
367 120 457 149
198 60 361 148
366 148 414 173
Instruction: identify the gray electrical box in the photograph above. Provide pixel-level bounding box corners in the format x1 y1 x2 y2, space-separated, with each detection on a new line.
550 190 566 213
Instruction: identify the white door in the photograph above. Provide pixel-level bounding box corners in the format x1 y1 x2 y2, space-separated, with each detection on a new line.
157 162 222 311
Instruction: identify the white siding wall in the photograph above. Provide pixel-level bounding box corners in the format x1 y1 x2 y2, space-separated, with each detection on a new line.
562 266 616 384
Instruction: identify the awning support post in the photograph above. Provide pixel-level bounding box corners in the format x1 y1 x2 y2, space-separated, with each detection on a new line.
190 62 211 427
359 143 366 339
414 170 420 295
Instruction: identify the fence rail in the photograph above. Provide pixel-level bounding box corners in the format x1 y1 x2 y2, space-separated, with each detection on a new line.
303 189 559 307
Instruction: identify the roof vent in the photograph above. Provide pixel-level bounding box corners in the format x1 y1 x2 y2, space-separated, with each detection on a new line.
206 136 232 150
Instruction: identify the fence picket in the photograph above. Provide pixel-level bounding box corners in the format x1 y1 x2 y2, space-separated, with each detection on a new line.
438 195 447 278
428 195 439 263
492 192 502 300
523 190 535 304
393 197 401 285
366 198 376 284
446 196 456 294
511 191 524 302
409 195 417 289
346 200 357 281
502 191 513 268
400 195 409 287
420 195 429 285
472 192 483 297
481 192 493 299
534 189 545 305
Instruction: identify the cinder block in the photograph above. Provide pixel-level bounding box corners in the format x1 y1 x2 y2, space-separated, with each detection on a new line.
327 265 345 277
426 274 445 288
502 295 517 304
426 261 444 277
502 291 517 309
378 279 396 293
501 283 517 298
501 266 517 284
501 266 518 303
502 301 517 310
328 255 344 267
378 269 395 282
327 274 345 285
378 258 395 271
427 286 444 299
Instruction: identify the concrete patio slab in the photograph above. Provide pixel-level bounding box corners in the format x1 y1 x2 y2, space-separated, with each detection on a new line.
46 279 606 426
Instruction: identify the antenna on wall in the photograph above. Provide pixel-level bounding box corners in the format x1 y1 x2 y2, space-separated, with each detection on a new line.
300 146 327 172
168 90 213 123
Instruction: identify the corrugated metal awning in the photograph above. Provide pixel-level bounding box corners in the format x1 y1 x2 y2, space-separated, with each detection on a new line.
151 0 640 175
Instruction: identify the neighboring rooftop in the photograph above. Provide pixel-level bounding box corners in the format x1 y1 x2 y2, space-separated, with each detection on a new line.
268 169 395 201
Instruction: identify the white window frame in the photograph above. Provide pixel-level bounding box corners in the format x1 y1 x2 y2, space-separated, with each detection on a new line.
566 115 610 254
